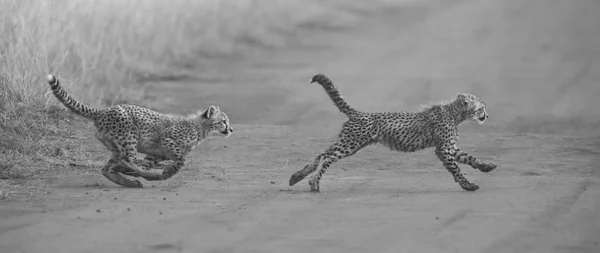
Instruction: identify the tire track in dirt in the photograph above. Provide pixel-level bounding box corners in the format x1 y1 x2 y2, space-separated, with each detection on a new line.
434 208 472 235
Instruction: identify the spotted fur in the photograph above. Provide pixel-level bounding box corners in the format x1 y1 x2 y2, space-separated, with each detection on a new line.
289 74 497 192
47 74 233 188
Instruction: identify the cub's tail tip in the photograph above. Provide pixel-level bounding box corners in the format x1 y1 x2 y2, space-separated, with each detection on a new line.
46 74 58 86
309 73 327 84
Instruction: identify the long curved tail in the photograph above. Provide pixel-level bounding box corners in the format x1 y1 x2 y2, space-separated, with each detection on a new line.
46 75 99 120
309 73 358 117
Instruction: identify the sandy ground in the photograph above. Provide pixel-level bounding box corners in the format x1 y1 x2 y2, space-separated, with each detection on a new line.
2 0 600 252
0 126 599 253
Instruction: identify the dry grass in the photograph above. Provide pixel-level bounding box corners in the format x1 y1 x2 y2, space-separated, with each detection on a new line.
0 0 356 183
0 0 348 109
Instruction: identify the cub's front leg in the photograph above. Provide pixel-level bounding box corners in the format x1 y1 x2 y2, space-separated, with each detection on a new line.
454 145 497 173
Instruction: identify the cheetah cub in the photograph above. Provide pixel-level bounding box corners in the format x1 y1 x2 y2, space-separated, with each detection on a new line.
289 74 497 192
46 74 233 188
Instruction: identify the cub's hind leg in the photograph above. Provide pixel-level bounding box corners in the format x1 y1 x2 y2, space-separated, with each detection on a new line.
290 122 375 192
289 155 322 186
140 155 165 170
101 154 143 188
113 155 165 177
131 155 164 171
124 138 185 181
97 131 163 180
115 133 165 179
95 133 143 187
307 138 371 192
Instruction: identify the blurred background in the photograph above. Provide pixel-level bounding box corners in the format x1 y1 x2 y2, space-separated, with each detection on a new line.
1 0 599 136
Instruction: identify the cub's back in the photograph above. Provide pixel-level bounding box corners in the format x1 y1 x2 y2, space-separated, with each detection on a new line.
374 111 436 152
95 104 170 131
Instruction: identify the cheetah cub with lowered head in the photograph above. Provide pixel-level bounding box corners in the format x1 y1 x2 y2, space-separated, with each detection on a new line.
289 74 497 192
46 74 233 188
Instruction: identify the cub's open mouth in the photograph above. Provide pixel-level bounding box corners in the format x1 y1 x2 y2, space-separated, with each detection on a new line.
221 130 230 135
478 116 486 121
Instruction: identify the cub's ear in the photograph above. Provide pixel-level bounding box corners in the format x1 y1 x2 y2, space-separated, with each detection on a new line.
202 105 220 119
456 92 470 106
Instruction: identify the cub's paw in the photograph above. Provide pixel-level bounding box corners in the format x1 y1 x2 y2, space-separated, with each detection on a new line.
289 172 307 186
123 179 143 188
308 178 320 192
460 182 479 192
478 162 497 173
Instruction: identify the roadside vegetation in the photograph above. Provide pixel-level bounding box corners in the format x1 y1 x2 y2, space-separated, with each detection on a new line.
0 0 355 197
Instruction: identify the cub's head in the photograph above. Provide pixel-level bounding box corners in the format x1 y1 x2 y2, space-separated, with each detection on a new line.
456 92 488 124
200 105 233 138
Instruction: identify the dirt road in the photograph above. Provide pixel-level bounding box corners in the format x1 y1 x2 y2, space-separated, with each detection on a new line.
1 126 599 253
1 0 600 252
